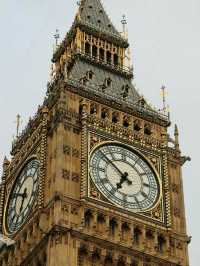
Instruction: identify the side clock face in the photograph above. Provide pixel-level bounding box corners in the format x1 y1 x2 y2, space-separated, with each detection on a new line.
6 159 40 234
89 143 160 212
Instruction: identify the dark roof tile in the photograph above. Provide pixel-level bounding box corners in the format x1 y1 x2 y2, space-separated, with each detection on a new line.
68 59 140 103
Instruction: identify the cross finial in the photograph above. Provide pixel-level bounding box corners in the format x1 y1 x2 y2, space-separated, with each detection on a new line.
160 85 168 113
121 15 128 39
54 29 60 46
14 114 22 138
121 15 127 25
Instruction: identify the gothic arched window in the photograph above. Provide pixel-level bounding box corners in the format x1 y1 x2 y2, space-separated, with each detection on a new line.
121 84 129 100
114 53 119 66
106 51 112 64
92 45 97 58
99 48 105 61
85 42 91 56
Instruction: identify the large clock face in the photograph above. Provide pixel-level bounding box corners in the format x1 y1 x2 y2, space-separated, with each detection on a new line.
6 159 40 234
89 143 160 212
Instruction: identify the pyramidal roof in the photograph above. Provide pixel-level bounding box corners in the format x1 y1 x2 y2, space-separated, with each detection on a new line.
76 0 125 41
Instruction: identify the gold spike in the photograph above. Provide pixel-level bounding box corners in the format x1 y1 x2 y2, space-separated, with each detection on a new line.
160 86 169 114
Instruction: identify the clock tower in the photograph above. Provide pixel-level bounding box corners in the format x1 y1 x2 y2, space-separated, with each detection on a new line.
0 0 191 265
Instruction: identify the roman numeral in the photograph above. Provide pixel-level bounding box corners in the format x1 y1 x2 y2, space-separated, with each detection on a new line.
121 153 126 161
134 196 141 210
109 187 117 195
106 147 116 160
143 182 150 188
101 178 108 184
141 191 148 198
123 194 127 203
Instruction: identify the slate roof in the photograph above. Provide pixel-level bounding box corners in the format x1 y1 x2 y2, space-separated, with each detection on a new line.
67 59 141 104
77 0 124 40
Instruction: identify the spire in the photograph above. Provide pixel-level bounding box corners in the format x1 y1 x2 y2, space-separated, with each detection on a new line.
76 0 128 46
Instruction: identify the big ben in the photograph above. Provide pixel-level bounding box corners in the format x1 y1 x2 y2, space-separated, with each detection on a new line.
0 0 191 265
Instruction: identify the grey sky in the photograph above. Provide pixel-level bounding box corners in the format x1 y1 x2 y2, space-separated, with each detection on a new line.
0 0 199 264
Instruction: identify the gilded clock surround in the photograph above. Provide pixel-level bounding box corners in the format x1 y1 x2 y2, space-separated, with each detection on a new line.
4 158 40 235
0 0 190 265
85 132 165 224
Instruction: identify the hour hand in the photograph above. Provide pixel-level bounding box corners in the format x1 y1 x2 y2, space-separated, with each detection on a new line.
116 182 122 189
116 172 129 189
126 178 132 185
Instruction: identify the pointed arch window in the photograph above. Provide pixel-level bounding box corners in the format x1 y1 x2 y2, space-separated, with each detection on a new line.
101 108 109 119
114 53 119 66
79 76 88 86
158 235 166 253
109 218 117 236
112 112 119 124
134 119 142 131
92 45 97 58
106 51 112 64
86 70 94 80
144 123 152 135
99 48 105 61
85 42 91 56
104 77 112 87
121 84 129 100
133 227 141 245
123 116 130 128
84 209 93 227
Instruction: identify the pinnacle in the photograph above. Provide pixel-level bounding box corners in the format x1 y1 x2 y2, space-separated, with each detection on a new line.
3 156 9 165
174 124 179 136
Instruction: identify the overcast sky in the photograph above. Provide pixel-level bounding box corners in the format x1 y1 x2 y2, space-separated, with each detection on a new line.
0 0 199 264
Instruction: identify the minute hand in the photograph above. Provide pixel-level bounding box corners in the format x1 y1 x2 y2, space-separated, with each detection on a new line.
99 151 124 176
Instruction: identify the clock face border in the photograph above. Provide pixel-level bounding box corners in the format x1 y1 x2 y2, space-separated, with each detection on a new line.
4 157 40 235
88 140 163 215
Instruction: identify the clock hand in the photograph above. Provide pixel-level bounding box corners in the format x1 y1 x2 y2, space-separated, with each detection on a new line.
19 188 28 213
99 150 124 177
99 150 132 189
126 178 132 185
116 173 133 189
134 196 141 211
116 172 128 189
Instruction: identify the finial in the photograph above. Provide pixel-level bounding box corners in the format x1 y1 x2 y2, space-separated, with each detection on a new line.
174 124 179 136
42 106 49 114
3 156 10 173
54 29 60 46
3 156 10 167
121 15 128 39
160 85 170 115
14 114 22 138
161 86 167 112
174 124 179 149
